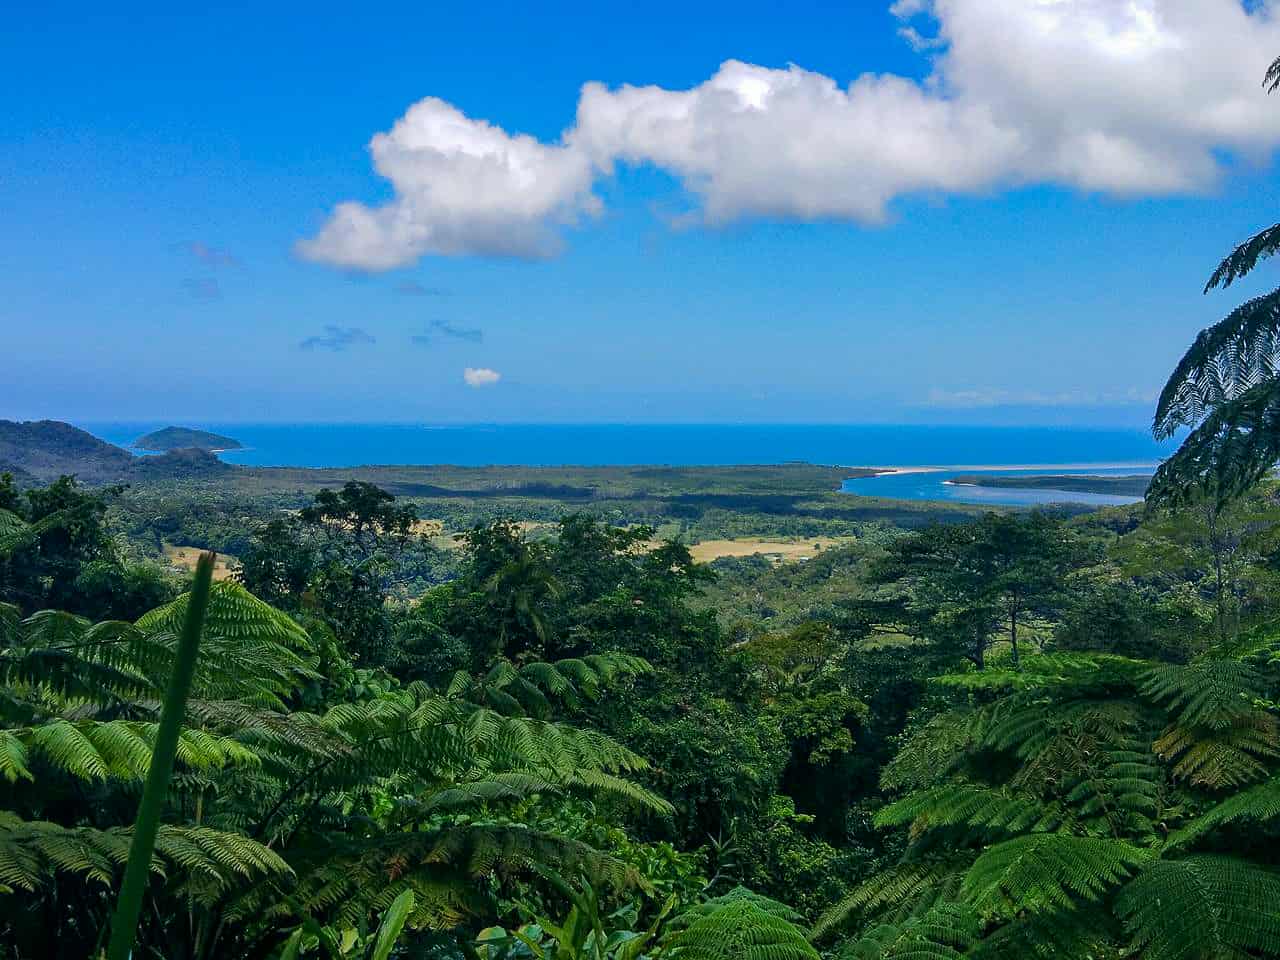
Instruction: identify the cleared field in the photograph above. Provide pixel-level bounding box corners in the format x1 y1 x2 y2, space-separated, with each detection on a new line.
163 544 237 581
687 537 853 563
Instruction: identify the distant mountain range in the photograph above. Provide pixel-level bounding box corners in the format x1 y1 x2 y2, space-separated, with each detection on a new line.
0 420 233 484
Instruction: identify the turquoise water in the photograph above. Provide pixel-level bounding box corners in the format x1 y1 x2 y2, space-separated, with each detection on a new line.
840 466 1154 507
81 422 1172 472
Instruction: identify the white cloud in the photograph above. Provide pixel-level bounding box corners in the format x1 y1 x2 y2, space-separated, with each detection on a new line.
463 366 501 387
298 98 600 270
302 0 1280 269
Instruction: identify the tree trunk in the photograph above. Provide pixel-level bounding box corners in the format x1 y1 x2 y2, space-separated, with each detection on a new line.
1009 605 1020 668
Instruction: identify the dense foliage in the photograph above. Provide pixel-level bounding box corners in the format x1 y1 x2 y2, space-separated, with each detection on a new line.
6 455 1280 959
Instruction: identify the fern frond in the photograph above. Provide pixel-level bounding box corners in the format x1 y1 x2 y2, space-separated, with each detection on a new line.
244 824 636 930
880 711 971 792
1141 661 1265 730
812 859 972 939
1154 287 1280 436
138 580 311 651
1166 775 1280 850
448 653 652 719
138 581 317 707
416 772 562 811
663 887 819 960
1146 380 1280 508
1204 224 1280 291
1144 660 1278 788
0 813 289 900
1154 716 1279 788
0 511 27 546
875 784 1059 837
7 717 261 784
837 902 980 960
970 902 1119 960
961 835 1149 913
931 654 1145 695
1117 855 1280 960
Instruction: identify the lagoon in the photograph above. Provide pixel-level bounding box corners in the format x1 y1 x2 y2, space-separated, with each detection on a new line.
841 466 1154 507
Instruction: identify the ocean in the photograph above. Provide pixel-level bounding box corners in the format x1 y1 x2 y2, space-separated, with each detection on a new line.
81 422 1172 507
82 422 1172 469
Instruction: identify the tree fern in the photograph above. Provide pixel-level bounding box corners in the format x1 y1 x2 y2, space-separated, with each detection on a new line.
1147 378 1280 508
968 903 1120 960
812 859 973 939
447 652 652 719
874 784 1060 837
1117 855 1280 960
1153 288 1280 438
960 835 1149 913
1142 660 1279 788
662 887 819 960
836 902 980 960
1166 774 1280 850
2 717 261 784
0 812 289 899
0 574 677 954
879 711 972 792
1149 56 1280 507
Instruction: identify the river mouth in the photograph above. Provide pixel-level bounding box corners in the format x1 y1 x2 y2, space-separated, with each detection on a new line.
840 465 1155 507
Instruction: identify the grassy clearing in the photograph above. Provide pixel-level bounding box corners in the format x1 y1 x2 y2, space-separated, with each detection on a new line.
686 536 854 563
162 544 237 581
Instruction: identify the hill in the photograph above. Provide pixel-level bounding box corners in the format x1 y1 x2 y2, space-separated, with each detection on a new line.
0 420 135 483
0 420 238 485
134 426 242 452
128 447 233 480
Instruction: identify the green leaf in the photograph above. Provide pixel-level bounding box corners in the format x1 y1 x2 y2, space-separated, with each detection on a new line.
370 888 414 960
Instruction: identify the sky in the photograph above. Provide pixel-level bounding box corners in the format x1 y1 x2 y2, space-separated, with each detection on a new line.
5 0 1280 426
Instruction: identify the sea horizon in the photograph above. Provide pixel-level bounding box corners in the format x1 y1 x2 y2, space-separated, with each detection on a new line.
79 420 1176 471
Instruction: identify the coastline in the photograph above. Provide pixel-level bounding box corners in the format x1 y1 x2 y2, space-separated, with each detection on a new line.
862 461 1159 477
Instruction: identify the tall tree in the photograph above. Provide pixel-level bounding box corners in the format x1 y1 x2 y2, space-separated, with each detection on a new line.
857 514 1087 669
237 482 428 666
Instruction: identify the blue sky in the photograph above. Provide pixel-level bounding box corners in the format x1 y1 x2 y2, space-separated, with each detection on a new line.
4 1 1280 426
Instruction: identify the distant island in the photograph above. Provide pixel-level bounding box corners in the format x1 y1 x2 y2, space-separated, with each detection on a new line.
948 474 1151 497
135 426 243 452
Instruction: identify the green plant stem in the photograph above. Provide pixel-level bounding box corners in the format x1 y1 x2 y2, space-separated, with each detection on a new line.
105 552 216 960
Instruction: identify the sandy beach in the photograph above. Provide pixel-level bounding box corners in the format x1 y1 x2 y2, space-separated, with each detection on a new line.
861 461 1159 476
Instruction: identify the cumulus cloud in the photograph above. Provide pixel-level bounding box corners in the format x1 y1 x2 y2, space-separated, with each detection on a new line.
297 97 600 270
299 325 377 351
411 320 484 346
463 366 501 387
301 0 1280 269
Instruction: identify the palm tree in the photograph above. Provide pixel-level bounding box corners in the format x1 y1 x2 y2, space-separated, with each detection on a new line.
1148 56 1280 508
